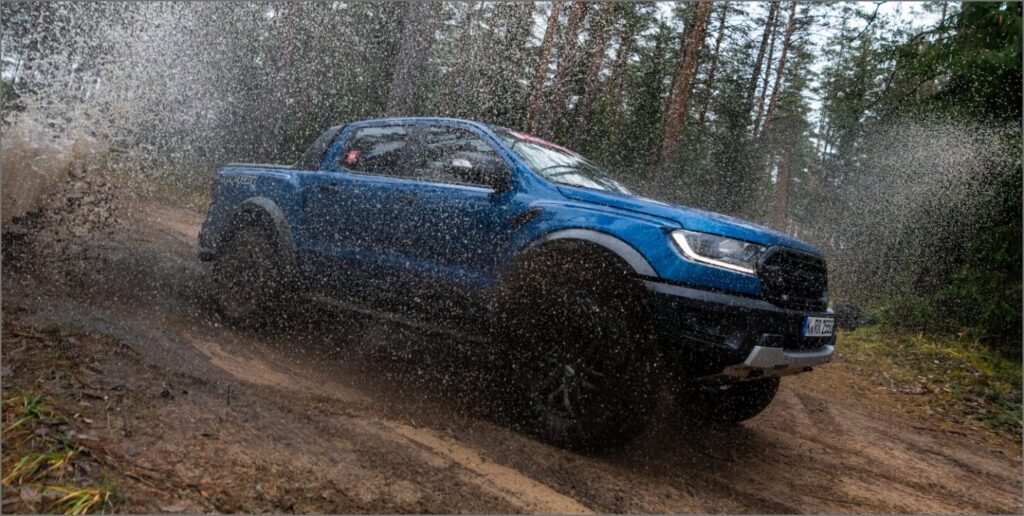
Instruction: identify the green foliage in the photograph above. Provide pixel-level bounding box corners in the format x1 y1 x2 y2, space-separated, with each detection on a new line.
879 221 1022 358
805 2 1022 358
839 327 1022 439
929 2 1021 121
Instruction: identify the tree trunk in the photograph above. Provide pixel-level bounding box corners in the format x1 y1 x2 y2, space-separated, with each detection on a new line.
931 2 948 95
605 17 637 139
479 2 534 126
752 6 778 137
442 1 478 111
660 18 691 133
747 1 779 105
815 103 828 158
386 0 438 116
759 0 798 139
657 0 713 180
539 0 587 137
573 0 616 146
770 142 793 229
527 0 563 133
698 5 728 125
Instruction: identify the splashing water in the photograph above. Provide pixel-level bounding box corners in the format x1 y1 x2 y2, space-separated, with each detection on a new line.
1 1 1019 308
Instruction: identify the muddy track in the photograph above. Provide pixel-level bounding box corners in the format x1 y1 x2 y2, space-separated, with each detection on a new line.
3 201 1021 513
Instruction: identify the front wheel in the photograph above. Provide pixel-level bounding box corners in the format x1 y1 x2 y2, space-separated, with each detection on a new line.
211 224 285 326
496 244 659 450
513 335 657 450
680 378 780 424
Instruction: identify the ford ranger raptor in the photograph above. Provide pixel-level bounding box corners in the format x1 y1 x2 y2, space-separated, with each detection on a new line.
199 118 836 449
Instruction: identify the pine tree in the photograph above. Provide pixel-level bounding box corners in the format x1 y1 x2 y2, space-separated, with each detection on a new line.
539 0 587 137
747 2 780 105
573 0 616 146
386 1 439 116
657 0 713 182
759 0 800 139
527 1 563 133
698 4 729 125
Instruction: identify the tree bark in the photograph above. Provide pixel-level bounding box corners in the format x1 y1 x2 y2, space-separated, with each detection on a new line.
747 1 779 105
770 142 793 230
759 0 798 139
657 0 713 180
386 0 438 116
527 0 563 133
538 0 587 137
573 0 616 145
660 18 691 133
698 5 728 125
752 6 778 137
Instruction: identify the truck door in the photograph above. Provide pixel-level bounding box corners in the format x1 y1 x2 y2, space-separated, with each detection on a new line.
297 123 421 300
388 123 519 319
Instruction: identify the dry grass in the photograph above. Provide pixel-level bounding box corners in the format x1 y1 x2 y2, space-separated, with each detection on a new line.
2 391 116 514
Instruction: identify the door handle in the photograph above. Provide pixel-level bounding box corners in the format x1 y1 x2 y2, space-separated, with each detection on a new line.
319 183 339 193
396 193 418 205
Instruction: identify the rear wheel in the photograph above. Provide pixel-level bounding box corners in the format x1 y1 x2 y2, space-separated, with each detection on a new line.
496 244 658 450
212 223 285 325
680 378 780 424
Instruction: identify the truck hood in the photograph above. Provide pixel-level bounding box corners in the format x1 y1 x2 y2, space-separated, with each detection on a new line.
557 186 820 255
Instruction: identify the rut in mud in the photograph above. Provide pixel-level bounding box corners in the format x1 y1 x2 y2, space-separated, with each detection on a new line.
2 200 1021 514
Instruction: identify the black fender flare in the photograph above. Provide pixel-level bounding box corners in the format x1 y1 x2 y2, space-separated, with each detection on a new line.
223 196 297 265
490 228 662 360
527 228 658 278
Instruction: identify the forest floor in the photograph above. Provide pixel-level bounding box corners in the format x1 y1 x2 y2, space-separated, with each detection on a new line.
1 199 1021 514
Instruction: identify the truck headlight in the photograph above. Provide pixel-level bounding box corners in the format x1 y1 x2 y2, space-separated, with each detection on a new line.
671 230 767 275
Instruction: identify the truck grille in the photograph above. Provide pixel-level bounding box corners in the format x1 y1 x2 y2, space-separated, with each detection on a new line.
758 248 829 311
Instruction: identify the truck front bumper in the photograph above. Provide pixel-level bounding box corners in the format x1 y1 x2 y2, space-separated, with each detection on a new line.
643 279 835 380
720 344 834 379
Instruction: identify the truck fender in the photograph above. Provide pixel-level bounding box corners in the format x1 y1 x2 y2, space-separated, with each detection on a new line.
530 228 657 278
224 196 297 263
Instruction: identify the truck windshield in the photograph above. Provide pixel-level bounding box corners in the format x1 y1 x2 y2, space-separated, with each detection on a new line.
495 129 631 194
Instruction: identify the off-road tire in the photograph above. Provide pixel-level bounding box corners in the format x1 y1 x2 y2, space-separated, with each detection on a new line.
211 222 286 326
681 378 780 424
494 242 659 450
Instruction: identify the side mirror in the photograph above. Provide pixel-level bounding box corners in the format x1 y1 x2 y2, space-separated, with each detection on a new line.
449 152 512 192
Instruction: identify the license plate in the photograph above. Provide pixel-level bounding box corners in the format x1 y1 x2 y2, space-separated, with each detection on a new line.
802 316 835 337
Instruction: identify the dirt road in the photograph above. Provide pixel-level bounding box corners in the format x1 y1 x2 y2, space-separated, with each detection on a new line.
3 201 1021 513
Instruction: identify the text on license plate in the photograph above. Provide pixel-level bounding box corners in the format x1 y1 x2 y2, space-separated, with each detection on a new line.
803 316 835 337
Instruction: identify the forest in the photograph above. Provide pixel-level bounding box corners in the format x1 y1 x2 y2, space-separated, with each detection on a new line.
1 1 1021 355
0 3 1022 512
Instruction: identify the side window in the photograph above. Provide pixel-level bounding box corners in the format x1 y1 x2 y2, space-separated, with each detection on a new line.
410 126 501 186
338 125 409 176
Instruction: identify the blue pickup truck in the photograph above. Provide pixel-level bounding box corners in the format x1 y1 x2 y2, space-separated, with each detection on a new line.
199 117 835 449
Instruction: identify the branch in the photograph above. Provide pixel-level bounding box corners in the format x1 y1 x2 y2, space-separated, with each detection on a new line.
866 72 942 116
847 1 884 42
